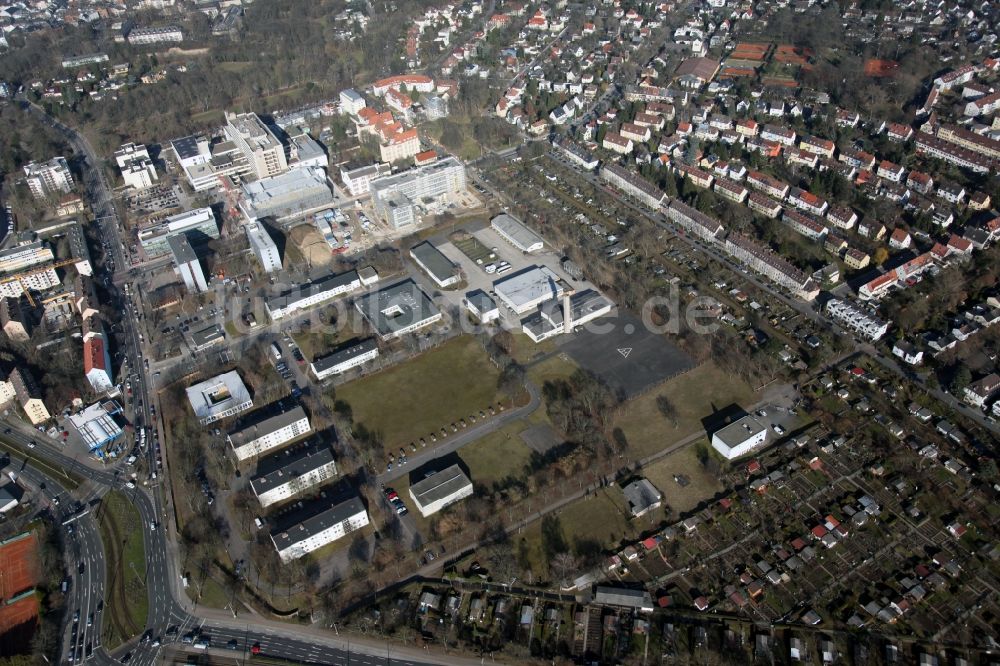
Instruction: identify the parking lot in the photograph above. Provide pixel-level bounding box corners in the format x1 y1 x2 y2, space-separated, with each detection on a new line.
433 223 602 329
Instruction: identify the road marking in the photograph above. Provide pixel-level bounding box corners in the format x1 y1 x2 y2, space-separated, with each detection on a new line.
617 347 632 358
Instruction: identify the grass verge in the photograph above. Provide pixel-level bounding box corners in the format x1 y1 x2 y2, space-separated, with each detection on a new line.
98 490 148 649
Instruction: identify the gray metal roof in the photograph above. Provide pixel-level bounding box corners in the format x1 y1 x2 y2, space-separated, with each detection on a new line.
355 279 440 338
410 241 457 284
713 414 767 449
410 464 472 508
190 324 225 349
594 586 653 610
250 441 335 494
266 270 360 312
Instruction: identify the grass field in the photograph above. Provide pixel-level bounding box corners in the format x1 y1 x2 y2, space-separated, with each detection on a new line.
613 362 755 459
515 489 642 578
336 336 502 449
98 490 148 649
525 354 578 386
459 421 535 487
640 442 726 515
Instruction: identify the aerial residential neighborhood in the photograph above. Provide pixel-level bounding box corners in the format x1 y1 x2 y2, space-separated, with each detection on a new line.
0 0 998 664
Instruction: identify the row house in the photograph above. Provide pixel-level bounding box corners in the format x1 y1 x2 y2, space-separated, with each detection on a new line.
799 135 836 158
916 133 994 174
826 206 858 230
936 125 1000 160
785 148 820 169
735 118 758 137
714 177 748 203
602 131 634 155
599 164 667 210
782 209 829 240
664 199 725 241
835 109 860 128
886 122 914 142
620 122 651 143
825 298 888 341
748 191 782 218
844 248 870 270
964 91 1000 117
675 163 714 189
877 160 906 183
859 252 936 300
747 170 790 200
906 170 934 194
933 64 977 91
761 124 797 146
723 232 820 301
788 188 829 216
839 147 877 171
824 234 847 255
633 112 665 130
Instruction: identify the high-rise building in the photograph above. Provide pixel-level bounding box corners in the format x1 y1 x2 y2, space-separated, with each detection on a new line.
168 234 208 293
245 222 282 273
370 157 465 229
23 158 74 199
223 112 288 179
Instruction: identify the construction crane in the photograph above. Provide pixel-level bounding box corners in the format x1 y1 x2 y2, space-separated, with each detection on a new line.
0 258 81 307
218 174 242 225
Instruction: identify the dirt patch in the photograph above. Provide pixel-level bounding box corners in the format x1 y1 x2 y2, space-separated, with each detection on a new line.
289 224 334 267
520 423 560 455
864 59 900 77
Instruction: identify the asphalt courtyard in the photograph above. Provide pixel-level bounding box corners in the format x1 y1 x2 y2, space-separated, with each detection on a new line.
558 312 695 398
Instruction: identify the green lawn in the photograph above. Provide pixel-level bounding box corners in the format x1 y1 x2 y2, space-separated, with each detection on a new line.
515 489 642 579
525 354 578 386
98 490 148 649
336 336 502 449
614 362 755 459
459 421 535 487
640 442 726 515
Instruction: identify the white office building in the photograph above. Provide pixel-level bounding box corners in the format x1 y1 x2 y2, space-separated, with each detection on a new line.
339 88 367 116
493 266 564 314
265 270 361 320
114 142 158 190
169 234 208 293
250 442 336 507
24 158 74 199
311 339 379 380
409 464 473 517
224 112 288 179
239 166 335 223
271 496 370 562
137 207 219 258
711 414 768 460
370 157 466 229
245 222 282 273
228 405 312 461
186 371 254 426
491 213 544 253
340 163 391 197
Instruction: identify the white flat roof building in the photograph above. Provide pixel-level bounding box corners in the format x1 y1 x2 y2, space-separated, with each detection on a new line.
491 213 544 253
245 222 282 273
227 405 311 461
464 290 499 322
68 400 124 458
409 464 473 517
271 496 369 563
186 371 253 426
340 163 390 197
493 266 564 314
240 166 335 223
711 414 768 460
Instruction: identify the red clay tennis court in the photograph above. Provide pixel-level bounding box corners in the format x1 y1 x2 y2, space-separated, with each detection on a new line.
0 532 40 601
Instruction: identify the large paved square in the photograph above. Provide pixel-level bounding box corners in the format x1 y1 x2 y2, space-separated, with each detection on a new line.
558 312 695 399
